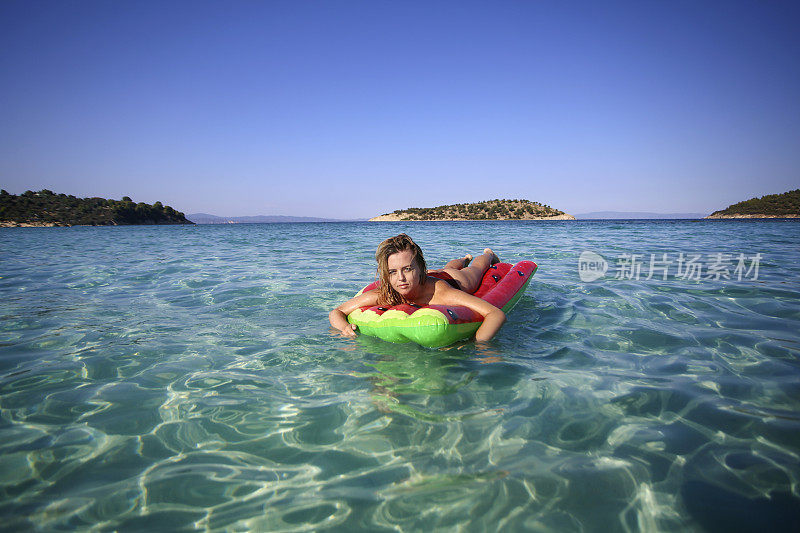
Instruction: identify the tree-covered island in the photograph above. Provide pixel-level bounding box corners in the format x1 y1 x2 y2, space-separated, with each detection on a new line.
0 189 193 227
705 189 800 219
370 199 575 221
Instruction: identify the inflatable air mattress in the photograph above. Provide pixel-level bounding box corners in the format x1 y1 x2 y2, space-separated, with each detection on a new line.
347 260 537 347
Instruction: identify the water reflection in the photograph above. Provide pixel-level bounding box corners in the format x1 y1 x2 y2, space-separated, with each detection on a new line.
352 337 480 422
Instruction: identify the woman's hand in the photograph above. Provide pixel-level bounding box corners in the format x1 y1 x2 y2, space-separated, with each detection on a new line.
329 289 378 339
338 323 358 338
329 308 358 337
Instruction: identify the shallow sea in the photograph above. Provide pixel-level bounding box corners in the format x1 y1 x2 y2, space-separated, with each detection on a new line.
1 220 799 532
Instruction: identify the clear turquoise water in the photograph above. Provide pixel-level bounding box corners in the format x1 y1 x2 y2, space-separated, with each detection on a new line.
1 220 799 531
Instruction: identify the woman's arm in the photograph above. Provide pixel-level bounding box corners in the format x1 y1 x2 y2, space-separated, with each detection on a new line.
329 290 379 337
474 305 506 342
436 283 506 342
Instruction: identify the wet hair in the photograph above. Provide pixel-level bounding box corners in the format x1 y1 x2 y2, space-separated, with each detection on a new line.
375 233 427 306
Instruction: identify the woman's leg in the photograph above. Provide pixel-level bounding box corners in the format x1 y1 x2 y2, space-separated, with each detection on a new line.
442 254 472 270
442 249 499 294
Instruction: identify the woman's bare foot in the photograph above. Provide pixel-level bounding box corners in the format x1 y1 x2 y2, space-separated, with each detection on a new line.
463 254 472 267
484 248 500 265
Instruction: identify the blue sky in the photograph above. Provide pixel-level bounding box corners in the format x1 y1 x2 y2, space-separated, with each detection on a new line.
2 0 798 218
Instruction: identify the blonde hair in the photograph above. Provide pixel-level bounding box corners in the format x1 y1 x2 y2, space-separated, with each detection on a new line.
375 234 427 306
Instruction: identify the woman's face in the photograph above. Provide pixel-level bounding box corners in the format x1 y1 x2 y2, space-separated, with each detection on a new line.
386 249 422 298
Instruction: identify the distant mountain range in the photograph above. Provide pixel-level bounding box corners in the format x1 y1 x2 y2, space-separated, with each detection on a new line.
186 213 355 224
574 211 707 219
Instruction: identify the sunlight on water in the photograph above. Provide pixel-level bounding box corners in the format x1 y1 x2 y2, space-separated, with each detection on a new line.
1 221 799 531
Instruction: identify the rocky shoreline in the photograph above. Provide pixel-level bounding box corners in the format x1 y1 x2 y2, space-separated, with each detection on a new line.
1 221 59 227
1 219 193 227
704 213 800 219
369 213 576 221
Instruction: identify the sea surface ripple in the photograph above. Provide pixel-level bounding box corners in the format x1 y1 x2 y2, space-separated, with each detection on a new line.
1 220 799 531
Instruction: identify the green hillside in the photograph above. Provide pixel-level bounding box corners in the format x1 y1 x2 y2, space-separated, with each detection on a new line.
709 189 800 217
376 199 571 220
0 189 193 226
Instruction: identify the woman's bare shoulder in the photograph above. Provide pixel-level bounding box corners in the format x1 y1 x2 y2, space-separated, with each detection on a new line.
429 279 461 301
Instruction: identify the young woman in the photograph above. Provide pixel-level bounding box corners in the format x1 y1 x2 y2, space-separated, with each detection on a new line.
329 234 507 342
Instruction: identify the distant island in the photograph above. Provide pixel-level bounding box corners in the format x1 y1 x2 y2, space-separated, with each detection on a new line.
705 189 800 219
370 199 575 221
0 189 193 227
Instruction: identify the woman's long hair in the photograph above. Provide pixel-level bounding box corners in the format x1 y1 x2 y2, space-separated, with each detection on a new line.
375 234 427 306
